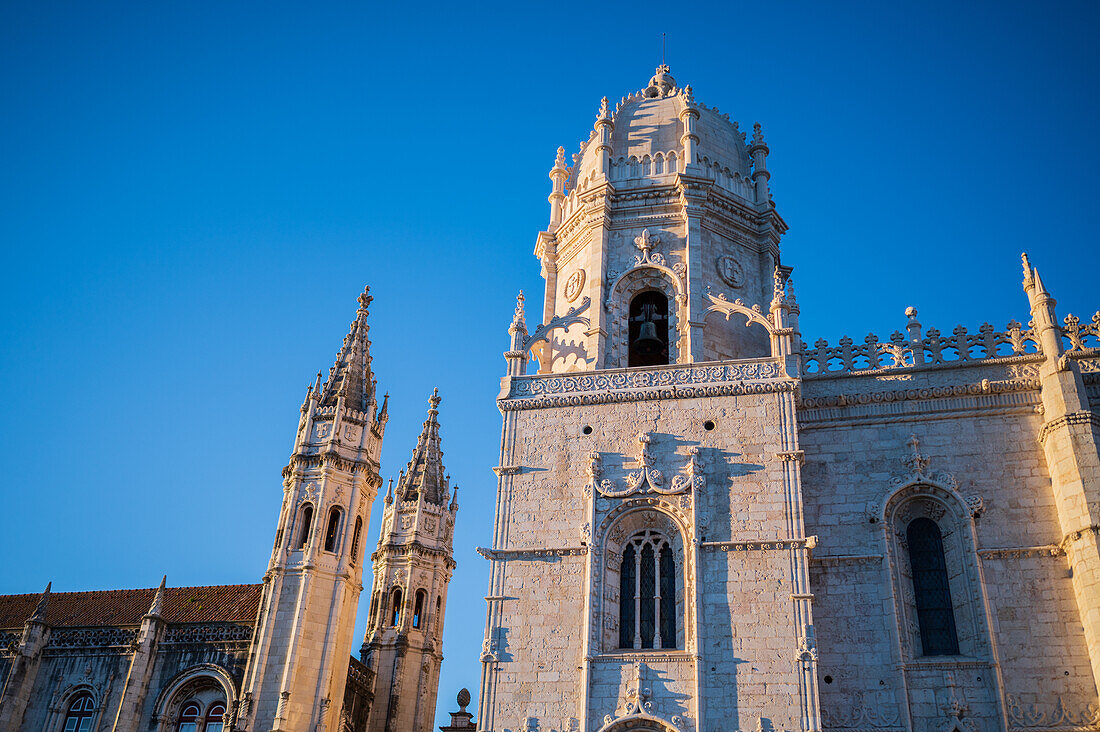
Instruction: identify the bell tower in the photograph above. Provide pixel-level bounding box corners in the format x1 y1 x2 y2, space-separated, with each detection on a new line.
480 68 818 732
362 389 458 732
240 287 387 732
530 65 790 375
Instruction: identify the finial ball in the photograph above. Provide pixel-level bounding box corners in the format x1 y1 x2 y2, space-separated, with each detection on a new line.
905 306 918 319
457 688 471 709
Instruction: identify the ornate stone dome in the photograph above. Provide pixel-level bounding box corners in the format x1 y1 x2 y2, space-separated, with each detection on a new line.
569 66 754 197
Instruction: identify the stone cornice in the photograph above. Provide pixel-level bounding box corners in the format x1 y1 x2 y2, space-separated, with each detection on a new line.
799 391 1040 428
702 537 814 552
977 544 1065 560
812 554 883 566
476 546 588 560
799 377 1041 410
1037 411 1100 445
499 359 790 411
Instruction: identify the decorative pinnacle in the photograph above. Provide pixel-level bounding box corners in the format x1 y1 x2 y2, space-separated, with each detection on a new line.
29 582 51 624
513 290 526 327
357 285 373 312
598 96 611 120
752 123 766 145
146 575 167 619
905 306 918 320
457 688 471 711
683 84 694 103
429 387 441 411
554 146 566 169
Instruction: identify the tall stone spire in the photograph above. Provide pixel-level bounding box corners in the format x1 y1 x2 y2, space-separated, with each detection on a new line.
320 286 375 412
241 286 387 732
362 389 459 732
397 388 447 505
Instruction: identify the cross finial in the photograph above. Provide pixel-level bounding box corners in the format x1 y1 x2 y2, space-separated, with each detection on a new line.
357 285 373 311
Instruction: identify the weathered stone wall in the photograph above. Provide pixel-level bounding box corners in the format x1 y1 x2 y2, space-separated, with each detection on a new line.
800 363 1099 732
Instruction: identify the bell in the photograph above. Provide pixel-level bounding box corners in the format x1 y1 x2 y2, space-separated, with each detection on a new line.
633 320 664 356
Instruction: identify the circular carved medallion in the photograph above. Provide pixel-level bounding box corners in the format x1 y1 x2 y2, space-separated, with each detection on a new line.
564 269 586 302
716 255 744 288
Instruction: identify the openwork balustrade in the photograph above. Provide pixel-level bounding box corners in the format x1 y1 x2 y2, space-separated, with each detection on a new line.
803 315 1043 376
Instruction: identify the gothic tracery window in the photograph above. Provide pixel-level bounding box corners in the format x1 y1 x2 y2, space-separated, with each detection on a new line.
618 530 676 649
63 693 95 732
907 517 960 656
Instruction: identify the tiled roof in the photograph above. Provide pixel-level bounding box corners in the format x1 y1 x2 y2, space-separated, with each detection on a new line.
0 584 263 629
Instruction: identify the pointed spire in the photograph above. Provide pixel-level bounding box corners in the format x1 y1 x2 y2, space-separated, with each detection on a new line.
320 286 375 412
396 389 448 506
28 582 51 624
449 486 459 512
146 575 167 619
384 477 394 505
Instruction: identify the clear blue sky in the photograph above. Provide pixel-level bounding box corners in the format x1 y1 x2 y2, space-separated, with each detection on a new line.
2 1 1098 727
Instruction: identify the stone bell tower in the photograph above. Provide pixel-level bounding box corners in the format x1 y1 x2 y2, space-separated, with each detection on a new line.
479 67 818 732
361 389 458 732
240 287 387 732
530 63 789 375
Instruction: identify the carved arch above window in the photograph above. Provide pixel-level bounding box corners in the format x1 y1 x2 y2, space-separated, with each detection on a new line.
606 268 685 369
880 482 991 662
150 664 237 732
598 508 688 654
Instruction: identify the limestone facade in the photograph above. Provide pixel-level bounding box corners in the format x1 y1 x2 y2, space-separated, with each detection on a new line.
477 67 1100 732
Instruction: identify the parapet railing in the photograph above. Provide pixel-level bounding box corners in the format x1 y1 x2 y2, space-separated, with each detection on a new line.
802 319 1042 376
803 310 1100 377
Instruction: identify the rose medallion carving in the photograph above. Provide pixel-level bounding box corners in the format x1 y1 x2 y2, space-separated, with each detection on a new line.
564 269 586 302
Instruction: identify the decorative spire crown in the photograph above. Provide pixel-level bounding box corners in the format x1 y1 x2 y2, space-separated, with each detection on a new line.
319 286 375 412
395 388 449 506
146 575 167 619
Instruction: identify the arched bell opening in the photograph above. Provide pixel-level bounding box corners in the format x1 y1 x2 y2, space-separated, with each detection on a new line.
629 291 670 367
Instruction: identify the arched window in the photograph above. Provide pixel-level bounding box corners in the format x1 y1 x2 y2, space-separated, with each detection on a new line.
177 702 201 732
296 504 314 549
376 591 387 630
390 588 402 626
629 291 669 367
413 589 426 629
63 693 95 732
204 703 226 732
324 507 343 552
350 516 363 563
618 530 676 649
907 517 960 656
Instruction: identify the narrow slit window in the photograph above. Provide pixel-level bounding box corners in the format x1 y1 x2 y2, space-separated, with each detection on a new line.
297 504 314 549
907 517 960 656
324 507 342 552
413 589 426 629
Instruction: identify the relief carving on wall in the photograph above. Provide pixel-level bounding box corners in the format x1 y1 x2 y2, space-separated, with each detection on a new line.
564 269 586 302
716 254 744 288
588 434 704 498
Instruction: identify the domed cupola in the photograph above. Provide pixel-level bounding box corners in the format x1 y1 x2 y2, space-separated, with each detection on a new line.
530 67 790 375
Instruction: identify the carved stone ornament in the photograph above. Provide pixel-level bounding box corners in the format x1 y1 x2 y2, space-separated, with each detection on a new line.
633 228 666 267
597 661 686 731
564 269 586 302
589 435 703 498
717 254 744 288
